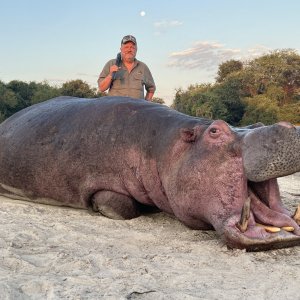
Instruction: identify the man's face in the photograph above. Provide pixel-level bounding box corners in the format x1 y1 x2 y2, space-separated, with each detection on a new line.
120 42 137 62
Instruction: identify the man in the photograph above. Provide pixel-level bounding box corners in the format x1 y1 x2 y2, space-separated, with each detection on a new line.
98 35 156 101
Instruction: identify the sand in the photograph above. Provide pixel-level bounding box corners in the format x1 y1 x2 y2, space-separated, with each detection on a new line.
0 174 299 300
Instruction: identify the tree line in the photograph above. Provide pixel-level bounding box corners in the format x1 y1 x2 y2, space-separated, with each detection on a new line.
172 49 300 125
0 79 165 123
0 79 106 123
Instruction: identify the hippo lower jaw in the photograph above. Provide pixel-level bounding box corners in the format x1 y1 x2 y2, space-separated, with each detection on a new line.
223 218 300 252
219 180 300 251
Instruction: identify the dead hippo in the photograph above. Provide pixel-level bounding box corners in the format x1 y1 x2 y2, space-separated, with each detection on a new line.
0 96 299 251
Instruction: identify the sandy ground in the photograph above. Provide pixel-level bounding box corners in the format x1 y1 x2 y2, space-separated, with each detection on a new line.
0 174 299 300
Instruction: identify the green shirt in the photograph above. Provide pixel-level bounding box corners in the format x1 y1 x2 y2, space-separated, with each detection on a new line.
98 58 156 99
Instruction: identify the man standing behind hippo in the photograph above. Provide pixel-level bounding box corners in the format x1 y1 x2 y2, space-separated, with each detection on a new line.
98 35 156 101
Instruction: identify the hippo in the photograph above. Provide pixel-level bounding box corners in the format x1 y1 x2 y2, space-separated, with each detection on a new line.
0 96 299 251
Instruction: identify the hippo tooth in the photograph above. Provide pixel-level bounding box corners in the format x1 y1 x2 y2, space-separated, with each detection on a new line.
256 223 281 233
281 226 295 232
236 197 251 233
292 204 300 225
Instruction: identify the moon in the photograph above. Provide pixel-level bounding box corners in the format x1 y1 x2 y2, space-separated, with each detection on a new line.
140 11 146 17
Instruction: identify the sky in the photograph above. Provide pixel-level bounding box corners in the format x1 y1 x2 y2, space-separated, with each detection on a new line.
1 0 300 106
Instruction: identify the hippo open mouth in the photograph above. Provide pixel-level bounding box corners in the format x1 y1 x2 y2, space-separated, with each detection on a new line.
223 177 300 251
221 122 300 251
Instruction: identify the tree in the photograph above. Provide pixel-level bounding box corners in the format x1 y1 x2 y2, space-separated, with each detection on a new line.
31 81 61 104
152 97 165 104
278 103 300 124
213 77 245 125
6 80 38 111
172 88 193 115
240 95 279 125
171 49 300 125
246 49 300 104
0 81 19 121
216 59 243 83
0 79 107 122
61 79 98 98
172 80 244 125
172 84 213 116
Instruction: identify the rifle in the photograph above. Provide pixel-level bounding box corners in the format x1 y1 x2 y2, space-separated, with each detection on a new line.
110 52 122 89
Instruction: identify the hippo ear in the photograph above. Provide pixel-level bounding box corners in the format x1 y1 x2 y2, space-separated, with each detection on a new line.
180 127 198 143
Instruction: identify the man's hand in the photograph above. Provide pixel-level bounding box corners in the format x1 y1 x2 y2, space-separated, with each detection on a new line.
98 65 120 92
145 91 154 101
109 65 119 75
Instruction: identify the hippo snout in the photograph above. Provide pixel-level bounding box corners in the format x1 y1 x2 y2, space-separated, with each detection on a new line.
242 123 300 182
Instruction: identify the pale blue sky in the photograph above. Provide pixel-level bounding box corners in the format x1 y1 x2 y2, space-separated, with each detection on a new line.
1 0 300 105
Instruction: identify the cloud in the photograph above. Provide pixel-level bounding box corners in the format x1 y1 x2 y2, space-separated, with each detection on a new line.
45 78 66 85
245 45 270 58
167 41 270 71
154 20 183 28
75 72 98 78
153 19 183 35
44 74 98 87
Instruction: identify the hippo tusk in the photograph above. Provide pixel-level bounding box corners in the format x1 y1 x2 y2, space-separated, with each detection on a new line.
281 226 295 232
236 197 251 232
292 204 300 225
256 223 281 233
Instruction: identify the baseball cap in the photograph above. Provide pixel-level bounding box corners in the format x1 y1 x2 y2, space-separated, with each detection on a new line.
121 35 137 45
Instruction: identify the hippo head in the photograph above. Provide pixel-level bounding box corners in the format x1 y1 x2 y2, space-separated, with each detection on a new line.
164 121 300 251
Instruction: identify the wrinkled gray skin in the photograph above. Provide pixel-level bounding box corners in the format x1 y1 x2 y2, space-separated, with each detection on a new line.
0 96 299 251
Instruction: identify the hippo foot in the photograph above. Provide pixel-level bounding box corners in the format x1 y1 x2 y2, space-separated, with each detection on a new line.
91 191 141 220
222 180 300 251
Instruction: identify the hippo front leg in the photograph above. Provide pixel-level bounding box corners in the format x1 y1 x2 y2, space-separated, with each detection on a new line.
91 191 141 220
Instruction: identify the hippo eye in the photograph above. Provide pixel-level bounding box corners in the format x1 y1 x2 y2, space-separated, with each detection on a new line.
209 127 221 138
